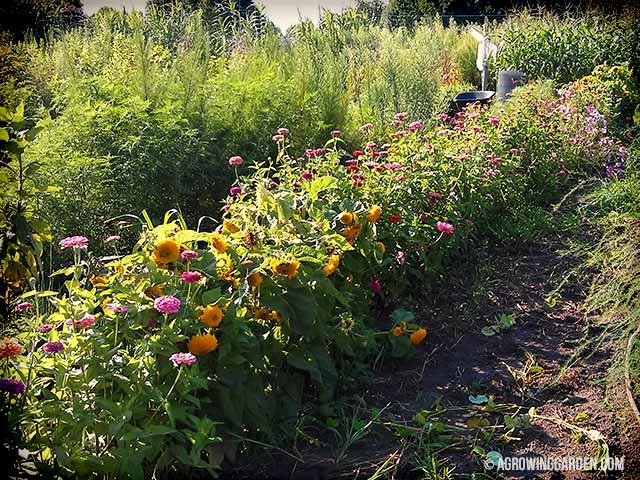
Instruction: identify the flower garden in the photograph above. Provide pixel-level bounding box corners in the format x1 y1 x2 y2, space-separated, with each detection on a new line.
2 2 640 479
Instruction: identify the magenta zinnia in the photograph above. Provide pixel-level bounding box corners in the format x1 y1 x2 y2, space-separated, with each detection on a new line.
154 295 181 314
180 271 203 283
59 236 89 249
169 352 197 367
36 323 55 333
15 302 33 312
436 221 455 234
65 314 96 329
42 341 64 354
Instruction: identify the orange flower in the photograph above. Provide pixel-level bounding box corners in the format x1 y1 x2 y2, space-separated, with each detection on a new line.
392 327 403 336
210 233 228 253
145 285 164 298
247 272 263 288
367 205 382 222
323 255 340 276
89 276 108 287
0 338 23 358
342 224 362 242
187 333 218 355
223 219 240 234
198 305 223 328
339 211 355 225
410 328 427 345
152 239 181 264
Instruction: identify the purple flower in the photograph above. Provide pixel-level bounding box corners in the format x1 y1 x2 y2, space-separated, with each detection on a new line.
385 162 403 171
42 341 64 354
229 186 242 197
154 295 181 314
301 171 313 180
277 127 289 135
408 121 423 132
331 130 342 137
15 302 33 312
106 303 128 314
181 250 198 260
36 323 55 333
396 250 406 265
169 352 197 367
359 123 374 133
0 379 25 396
371 277 383 295
394 112 408 121
59 236 89 249
228 156 243 166
65 314 96 329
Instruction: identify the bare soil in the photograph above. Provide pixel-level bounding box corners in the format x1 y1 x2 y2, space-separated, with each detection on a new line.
223 229 640 479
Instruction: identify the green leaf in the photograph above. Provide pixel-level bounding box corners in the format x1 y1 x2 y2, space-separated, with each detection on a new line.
0 128 8 142
481 326 496 336
305 175 338 200
390 308 415 323
201 288 222 305
120 425 177 441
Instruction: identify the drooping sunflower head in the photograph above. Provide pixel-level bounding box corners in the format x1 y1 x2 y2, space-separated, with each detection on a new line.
322 255 340 276
367 205 382 222
187 333 219 355
247 272 263 288
210 233 228 253
152 239 181 265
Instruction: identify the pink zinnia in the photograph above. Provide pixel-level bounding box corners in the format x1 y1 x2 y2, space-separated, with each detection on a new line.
228 156 243 166
385 162 402 171
15 302 33 312
436 221 455 234
366 142 377 150
169 352 197 367
106 235 121 242
389 214 401 224
277 127 289 135
181 271 203 283
371 277 383 295
59 236 89 249
331 130 342 137
352 150 364 157
305 149 317 158
65 314 96 329
394 112 408 121
301 171 313 180
436 130 449 137
229 186 242 197
42 341 64 354
272 134 284 142
429 192 443 200
181 250 198 260
154 295 181 314
391 119 402 127
359 123 374 132
106 303 128 314
37 323 55 333
488 117 500 127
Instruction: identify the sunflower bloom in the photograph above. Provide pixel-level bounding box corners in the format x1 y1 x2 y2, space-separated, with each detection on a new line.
342 224 362 242
323 255 340 276
223 219 240 234
90 276 108 287
339 211 355 225
367 205 382 222
410 328 427 345
198 305 223 328
152 239 181 264
272 259 301 279
145 285 164 298
247 272 263 288
210 233 228 253
187 333 219 355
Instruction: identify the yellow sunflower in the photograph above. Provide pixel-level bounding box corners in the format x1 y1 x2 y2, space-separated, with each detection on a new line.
210 233 228 253
339 211 354 225
247 272 263 288
223 219 240 234
152 239 181 264
272 258 301 279
322 255 340 276
187 333 219 355
367 205 382 222
198 305 223 328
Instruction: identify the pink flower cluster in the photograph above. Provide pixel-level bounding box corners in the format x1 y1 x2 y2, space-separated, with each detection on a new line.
436 221 455 234
181 271 203 283
154 295 181 314
169 352 197 367
59 236 89 249
65 314 96 329
15 302 33 312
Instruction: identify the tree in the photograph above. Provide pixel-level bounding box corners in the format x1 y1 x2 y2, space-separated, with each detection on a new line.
0 0 85 41
385 0 451 29
356 0 386 24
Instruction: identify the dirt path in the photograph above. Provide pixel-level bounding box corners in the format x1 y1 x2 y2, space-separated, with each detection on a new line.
225 229 640 479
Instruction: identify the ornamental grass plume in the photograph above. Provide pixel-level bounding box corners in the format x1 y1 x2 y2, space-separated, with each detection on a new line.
154 295 181 314
152 239 181 264
0 338 23 358
187 333 218 355
198 305 223 328
410 328 428 345
210 233 228 253
169 352 197 367
42 341 64 354
59 236 89 249
0 378 25 396
323 255 340 276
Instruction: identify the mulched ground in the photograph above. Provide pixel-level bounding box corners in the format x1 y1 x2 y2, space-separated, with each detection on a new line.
223 228 640 479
